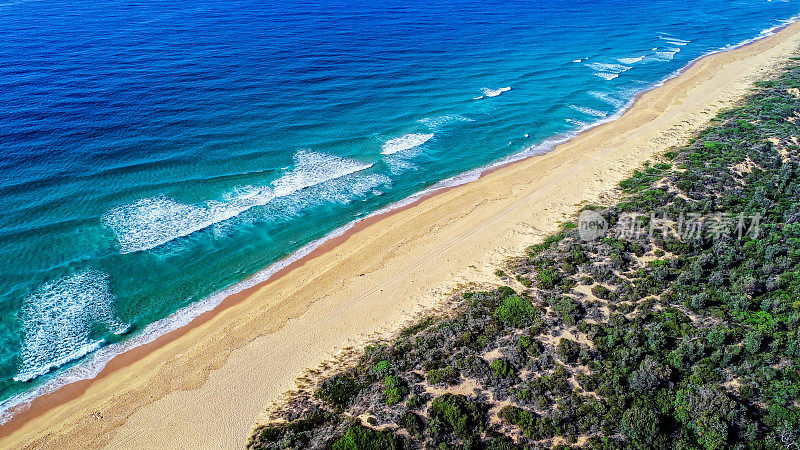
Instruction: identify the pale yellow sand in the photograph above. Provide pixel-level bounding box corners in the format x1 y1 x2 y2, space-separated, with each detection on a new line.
3 21 800 450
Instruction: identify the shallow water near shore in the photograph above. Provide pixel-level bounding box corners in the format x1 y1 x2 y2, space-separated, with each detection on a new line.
1 0 799 419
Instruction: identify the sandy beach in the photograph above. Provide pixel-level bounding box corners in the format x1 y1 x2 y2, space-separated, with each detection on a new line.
3 20 800 450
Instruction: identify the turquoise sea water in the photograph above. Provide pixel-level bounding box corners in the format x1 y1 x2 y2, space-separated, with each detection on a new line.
1 0 799 419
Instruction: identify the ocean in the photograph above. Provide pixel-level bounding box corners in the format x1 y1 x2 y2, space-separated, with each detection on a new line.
1 0 799 420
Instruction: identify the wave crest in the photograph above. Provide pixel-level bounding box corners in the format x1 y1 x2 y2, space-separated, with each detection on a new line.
15 270 129 383
104 150 373 253
480 86 511 98
381 133 434 155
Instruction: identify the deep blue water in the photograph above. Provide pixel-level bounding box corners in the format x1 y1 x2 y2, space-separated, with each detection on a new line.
1 0 799 418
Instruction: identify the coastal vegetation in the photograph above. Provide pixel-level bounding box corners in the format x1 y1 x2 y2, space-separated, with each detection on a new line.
247 61 800 449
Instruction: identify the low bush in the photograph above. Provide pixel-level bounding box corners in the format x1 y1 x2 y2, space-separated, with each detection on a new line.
428 394 487 439
494 295 539 328
427 366 460 386
330 422 403 450
314 375 360 409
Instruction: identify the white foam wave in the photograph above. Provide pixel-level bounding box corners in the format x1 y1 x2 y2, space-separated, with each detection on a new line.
104 196 232 254
663 39 688 47
587 62 630 80
587 62 630 73
381 133 434 155
14 270 129 383
654 47 681 61
418 114 473 130
658 35 690 46
569 104 608 117
481 86 511 98
588 90 628 108
384 157 418 176
104 150 372 253
272 150 372 197
617 55 645 65
319 174 393 204
565 118 590 127
595 72 619 80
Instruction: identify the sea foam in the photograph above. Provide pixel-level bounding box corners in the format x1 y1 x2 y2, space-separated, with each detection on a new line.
565 118 590 127
104 150 373 253
587 62 631 73
595 73 619 80
418 114 473 131
587 61 630 80
654 47 681 61
617 55 645 65
480 86 512 98
658 34 690 46
14 270 129 383
588 90 628 108
569 104 609 117
271 150 373 197
381 133 434 155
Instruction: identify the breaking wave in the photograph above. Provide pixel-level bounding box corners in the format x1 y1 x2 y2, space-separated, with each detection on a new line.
587 61 631 80
617 55 645 65
658 34 690 46
482 86 511 97
569 104 609 117
654 47 681 61
418 114 473 131
104 150 373 253
381 133 434 155
14 270 129 383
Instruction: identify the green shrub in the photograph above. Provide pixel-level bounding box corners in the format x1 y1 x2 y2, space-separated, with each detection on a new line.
518 335 544 358
330 422 402 450
382 375 408 406
515 275 533 287
744 330 763 354
428 394 487 438
371 360 391 375
249 411 332 449
314 374 360 408
555 338 581 364
620 406 660 445
427 366 460 386
406 394 425 410
550 296 585 325
489 359 516 379
499 405 537 435
399 412 424 438
536 268 562 289
494 295 539 328
591 284 617 301
527 234 565 256
399 316 437 337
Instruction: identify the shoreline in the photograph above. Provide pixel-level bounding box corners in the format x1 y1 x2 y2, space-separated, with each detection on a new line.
0 12 785 425
0 171 452 438
1 12 796 427
3 19 800 449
